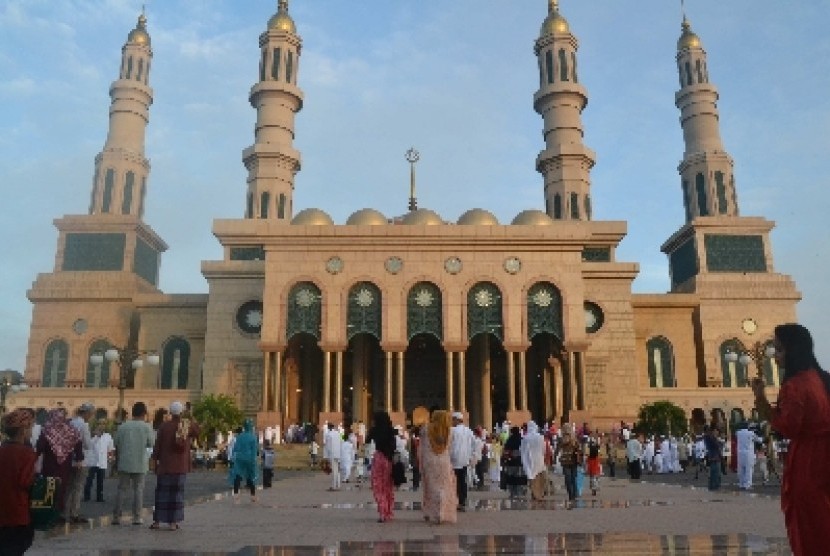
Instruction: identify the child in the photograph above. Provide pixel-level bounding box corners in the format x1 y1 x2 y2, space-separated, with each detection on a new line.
262 440 275 488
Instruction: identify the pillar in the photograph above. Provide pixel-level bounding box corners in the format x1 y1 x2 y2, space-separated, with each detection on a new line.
575 352 585 410
274 351 283 413
568 351 577 411
396 351 405 413
446 352 455 410
458 351 467 412
385 351 393 410
543 363 552 421
335 351 343 412
323 351 331 413
518 351 528 411
262 350 271 412
507 351 516 412
480 336 492 431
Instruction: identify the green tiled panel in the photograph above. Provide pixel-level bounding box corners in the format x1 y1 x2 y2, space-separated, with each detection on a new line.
582 247 610 262
705 234 766 272
669 238 698 288
134 237 159 285
62 233 125 271
230 246 265 261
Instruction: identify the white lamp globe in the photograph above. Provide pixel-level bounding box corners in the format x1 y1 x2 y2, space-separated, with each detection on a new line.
104 348 120 362
146 353 160 366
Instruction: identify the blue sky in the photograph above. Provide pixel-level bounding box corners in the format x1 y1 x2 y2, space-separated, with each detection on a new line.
1 0 829 372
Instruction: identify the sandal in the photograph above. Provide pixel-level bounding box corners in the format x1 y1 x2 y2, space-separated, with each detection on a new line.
149 522 161 530
169 523 180 531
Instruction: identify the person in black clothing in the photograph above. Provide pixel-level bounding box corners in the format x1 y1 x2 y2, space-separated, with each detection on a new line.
366 411 397 522
502 426 526 499
409 426 421 492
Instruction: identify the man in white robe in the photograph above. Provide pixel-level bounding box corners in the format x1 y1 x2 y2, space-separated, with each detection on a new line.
323 423 343 490
735 424 762 489
520 421 547 501
643 438 655 474
340 433 356 482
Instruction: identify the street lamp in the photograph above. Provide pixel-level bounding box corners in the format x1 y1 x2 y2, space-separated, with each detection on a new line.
0 377 29 416
725 341 776 384
90 347 159 423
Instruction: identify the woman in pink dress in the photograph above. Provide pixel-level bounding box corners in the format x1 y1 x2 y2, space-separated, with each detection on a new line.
419 410 457 524
366 411 397 523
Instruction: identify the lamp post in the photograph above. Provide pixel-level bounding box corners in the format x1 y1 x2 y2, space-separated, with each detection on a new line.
0 377 29 416
90 347 159 423
725 341 776 384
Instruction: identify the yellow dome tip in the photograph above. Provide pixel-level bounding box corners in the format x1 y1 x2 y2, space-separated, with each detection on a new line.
268 0 296 33
127 12 151 46
540 0 570 37
677 16 702 51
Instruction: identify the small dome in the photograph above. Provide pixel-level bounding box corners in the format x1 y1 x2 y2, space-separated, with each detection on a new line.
127 14 151 46
677 18 702 51
540 2 569 36
401 208 443 226
346 208 388 226
457 208 499 226
511 210 555 226
268 0 296 34
291 208 334 226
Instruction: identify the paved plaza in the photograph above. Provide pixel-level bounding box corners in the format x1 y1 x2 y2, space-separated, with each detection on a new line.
29 468 791 555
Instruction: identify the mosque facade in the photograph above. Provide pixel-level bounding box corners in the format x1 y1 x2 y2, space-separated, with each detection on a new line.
17 1 800 431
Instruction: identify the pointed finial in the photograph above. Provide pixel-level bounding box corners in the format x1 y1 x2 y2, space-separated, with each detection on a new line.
138 5 147 28
405 147 420 212
549 0 560 14
278 0 289 13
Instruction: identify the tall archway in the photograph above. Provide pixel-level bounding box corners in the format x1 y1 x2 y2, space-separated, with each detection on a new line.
86 339 113 388
43 339 69 387
161 337 190 389
345 282 382 424
467 282 504 429
404 282 446 415
285 282 323 425
719 339 746 387
526 282 564 424
646 336 675 388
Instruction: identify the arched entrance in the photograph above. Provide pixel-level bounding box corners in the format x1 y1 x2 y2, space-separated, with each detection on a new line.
466 333 506 430
404 333 446 414
284 333 323 425
345 333 383 426
526 333 563 425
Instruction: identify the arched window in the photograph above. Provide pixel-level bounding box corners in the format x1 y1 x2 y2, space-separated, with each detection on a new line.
558 49 569 82
570 192 579 219
720 339 747 388
286 282 322 340
695 59 703 84
347 282 382 340
136 59 144 82
553 194 562 219
684 61 692 86
271 47 281 80
86 339 112 388
122 171 135 214
42 339 69 387
89 168 100 214
715 171 727 214
260 191 270 218
467 282 503 341
695 173 708 216
730 175 739 216
571 51 578 82
161 337 190 389
278 194 286 219
682 179 692 221
646 337 675 388
102 169 115 213
126 56 133 80
584 195 592 220
138 177 147 218
762 340 780 386
527 282 563 341
286 51 294 83
260 50 267 81
545 50 554 84
144 61 151 85
246 192 254 219
407 282 442 341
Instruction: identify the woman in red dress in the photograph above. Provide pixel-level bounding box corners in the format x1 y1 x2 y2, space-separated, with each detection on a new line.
366 411 397 523
752 323 830 556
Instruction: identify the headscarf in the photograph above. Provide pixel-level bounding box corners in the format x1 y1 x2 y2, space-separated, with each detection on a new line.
42 408 80 464
427 410 451 454
2 408 34 434
520 421 547 480
775 324 830 396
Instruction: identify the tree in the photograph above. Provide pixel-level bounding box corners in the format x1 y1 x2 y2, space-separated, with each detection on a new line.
634 400 688 437
191 394 244 447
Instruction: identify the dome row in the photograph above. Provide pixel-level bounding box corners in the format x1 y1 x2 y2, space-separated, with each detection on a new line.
290 208 557 226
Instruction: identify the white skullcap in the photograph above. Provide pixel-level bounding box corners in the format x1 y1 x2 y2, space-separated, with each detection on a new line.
452 412 463 421
170 401 184 415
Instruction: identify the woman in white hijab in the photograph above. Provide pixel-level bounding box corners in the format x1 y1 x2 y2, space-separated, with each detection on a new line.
520 421 548 501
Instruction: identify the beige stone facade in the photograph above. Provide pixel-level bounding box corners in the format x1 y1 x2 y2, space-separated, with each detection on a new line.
14 4 799 433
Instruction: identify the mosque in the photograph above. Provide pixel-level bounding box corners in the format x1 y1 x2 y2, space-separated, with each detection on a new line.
16 1 800 432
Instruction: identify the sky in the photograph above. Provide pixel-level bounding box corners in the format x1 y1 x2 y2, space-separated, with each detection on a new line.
1 0 829 374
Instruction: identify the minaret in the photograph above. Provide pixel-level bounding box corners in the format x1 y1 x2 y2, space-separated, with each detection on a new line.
89 12 153 218
534 0 596 221
675 15 739 221
243 0 303 221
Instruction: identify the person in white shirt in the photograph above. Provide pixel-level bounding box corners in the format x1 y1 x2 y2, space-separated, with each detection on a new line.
324 423 343 490
65 403 94 522
84 423 114 502
449 412 475 509
735 424 762 489
520 421 548 500
625 434 643 479
340 433 356 482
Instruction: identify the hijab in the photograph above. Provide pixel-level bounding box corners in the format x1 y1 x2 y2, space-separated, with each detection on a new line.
427 410 451 455
42 408 80 464
520 421 547 480
776 323 830 396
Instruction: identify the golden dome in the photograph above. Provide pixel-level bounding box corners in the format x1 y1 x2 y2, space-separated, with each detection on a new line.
457 208 499 226
291 208 334 226
346 208 388 226
401 208 443 226
511 210 554 226
540 0 569 36
677 18 702 51
268 0 296 34
127 14 151 46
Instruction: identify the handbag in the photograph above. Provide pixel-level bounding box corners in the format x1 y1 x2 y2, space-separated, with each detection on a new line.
30 475 61 531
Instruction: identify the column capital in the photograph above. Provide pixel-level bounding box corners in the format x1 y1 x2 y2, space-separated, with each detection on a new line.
442 343 469 353
563 340 590 353
258 342 285 352
503 343 530 353
380 343 407 353
318 343 347 353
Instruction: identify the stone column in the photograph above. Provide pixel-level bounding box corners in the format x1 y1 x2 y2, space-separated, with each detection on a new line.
518 351 528 411
335 351 344 412
480 337 492 431
396 351 405 413
507 351 516 412
446 352 455 411
575 351 585 410
568 351 577 411
458 351 467 412
543 362 552 421
323 351 331 413
385 351 393 410
274 351 283 413
262 350 271 412
555 362 564 422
